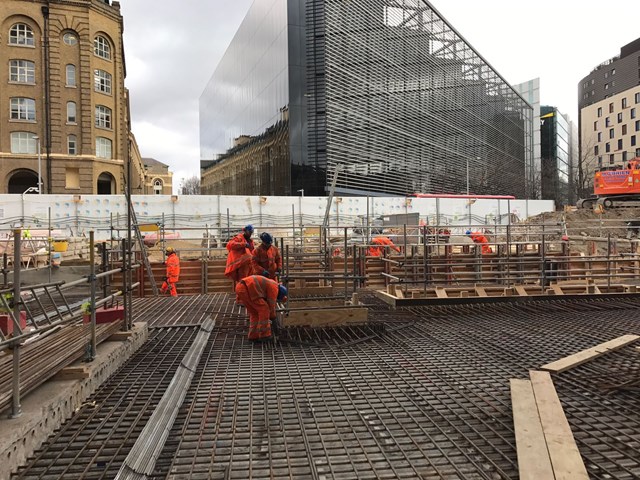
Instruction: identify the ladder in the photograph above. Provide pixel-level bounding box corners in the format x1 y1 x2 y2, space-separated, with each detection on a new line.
127 193 158 296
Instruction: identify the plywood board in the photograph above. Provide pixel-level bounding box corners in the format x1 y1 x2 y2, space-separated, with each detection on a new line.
510 379 554 480
541 334 640 373
282 307 368 328
288 286 334 298
529 370 589 480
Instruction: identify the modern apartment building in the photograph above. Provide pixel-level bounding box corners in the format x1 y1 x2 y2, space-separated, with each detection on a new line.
200 0 534 198
0 0 144 194
578 37 640 197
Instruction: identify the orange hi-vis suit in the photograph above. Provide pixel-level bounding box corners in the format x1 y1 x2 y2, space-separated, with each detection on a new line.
161 252 180 297
470 232 493 254
367 236 401 257
235 275 279 340
225 234 255 282
252 244 282 279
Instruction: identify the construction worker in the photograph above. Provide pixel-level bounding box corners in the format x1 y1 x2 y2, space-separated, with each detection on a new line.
160 246 180 296
466 230 493 254
367 236 401 257
225 225 255 284
251 232 282 279
235 275 288 342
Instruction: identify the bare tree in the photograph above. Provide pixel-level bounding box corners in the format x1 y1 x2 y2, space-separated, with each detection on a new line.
180 175 201 195
575 136 598 201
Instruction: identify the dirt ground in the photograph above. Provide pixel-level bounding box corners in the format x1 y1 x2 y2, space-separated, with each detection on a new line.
523 207 640 240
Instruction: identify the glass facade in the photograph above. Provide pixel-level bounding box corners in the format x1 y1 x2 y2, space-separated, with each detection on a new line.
200 0 290 160
201 0 534 198
540 106 571 207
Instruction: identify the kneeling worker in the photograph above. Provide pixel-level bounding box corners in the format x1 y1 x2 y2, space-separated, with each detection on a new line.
160 246 180 296
235 275 288 342
466 230 493 254
367 236 401 257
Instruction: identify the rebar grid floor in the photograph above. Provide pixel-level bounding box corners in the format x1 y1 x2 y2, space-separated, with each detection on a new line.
133 293 237 327
12 294 640 479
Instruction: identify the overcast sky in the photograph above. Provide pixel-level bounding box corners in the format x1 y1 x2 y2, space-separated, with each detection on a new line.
120 0 640 193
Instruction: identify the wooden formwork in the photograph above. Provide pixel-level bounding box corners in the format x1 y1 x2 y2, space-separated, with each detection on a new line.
375 282 640 307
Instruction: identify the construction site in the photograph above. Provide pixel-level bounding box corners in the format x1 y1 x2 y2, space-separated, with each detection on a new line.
1 192 640 480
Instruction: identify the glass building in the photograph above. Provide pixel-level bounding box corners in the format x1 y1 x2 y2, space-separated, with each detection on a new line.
540 106 572 207
200 0 535 197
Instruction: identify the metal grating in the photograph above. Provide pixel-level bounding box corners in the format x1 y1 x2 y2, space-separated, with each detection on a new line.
12 296 640 479
307 0 535 197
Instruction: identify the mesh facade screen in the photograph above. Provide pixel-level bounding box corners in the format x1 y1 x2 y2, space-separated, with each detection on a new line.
200 0 534 198
305 0 533 197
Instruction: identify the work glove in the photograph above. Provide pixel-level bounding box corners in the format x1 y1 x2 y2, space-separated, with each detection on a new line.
261 270 270 277
245 243 252 249
163 276 168 282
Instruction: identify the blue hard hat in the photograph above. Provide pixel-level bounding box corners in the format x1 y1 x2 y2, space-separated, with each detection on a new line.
260 232 273 245
277 285 288 301
244 224 254 233
465 230 472 236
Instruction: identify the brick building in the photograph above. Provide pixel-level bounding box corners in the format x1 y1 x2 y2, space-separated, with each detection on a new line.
0 0 144 194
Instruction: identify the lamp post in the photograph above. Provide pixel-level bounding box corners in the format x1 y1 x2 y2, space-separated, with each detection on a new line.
32 135 42 194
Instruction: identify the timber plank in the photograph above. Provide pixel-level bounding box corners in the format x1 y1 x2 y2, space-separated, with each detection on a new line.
435 287 448 298
54 366 90 380
510 379 554 480
514 285 529 296
541 334 640 373
474 286 488 297
282 307 368 328
288 286 334 298
529 371 589 480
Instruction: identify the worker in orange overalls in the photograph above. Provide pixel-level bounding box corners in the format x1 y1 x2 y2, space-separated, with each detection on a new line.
235 275 288 342
225 225 255 284
367 236 401 257
251 232 282 280
466 230 493 254
160 246 180 296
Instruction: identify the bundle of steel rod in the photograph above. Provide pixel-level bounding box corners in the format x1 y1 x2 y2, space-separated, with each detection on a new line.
0 320 123 414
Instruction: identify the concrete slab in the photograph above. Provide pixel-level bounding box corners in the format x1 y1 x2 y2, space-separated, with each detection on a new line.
0 322 148 480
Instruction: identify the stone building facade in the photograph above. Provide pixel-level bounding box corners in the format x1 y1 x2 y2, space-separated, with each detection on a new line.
0 0 144 194
142 157 173 195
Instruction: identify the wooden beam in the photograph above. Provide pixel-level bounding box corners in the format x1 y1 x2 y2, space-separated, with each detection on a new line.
435 287 448 298
107 331 135 341
541 334 640 373
288 286 334 298
474 286 488 297
54 366 90 380
551 284 564 295
515 285 529 296
529 370 589 480
510 379 554 480
282 307 368 328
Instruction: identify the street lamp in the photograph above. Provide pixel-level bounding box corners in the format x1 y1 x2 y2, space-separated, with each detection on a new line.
32 135 42 194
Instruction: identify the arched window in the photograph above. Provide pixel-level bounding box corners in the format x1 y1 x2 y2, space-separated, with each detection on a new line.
62 32 77 46
9 23 34 46
95 105 112 129
9 60 35 83
96 137 112 159
94 35 111 60
153 179 163 194
67 101 76 123
94 69 112 94
10 97 36 121
66 64 76 87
